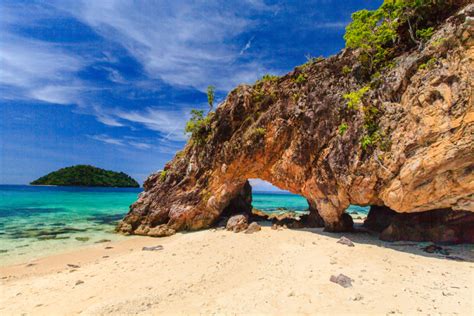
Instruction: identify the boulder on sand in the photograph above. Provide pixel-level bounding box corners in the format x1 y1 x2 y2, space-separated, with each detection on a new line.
245 222 261 234
226 214 248 233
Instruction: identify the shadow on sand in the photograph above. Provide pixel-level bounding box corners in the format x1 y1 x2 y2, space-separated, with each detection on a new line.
288 222 474 263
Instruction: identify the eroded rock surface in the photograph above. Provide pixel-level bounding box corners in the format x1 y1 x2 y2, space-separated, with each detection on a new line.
118 3 473 239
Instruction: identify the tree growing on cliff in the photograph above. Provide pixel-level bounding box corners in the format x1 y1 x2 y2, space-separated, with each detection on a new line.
207 85 215 112
185 109 212 145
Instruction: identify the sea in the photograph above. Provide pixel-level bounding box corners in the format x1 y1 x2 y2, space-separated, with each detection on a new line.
0 185 368 265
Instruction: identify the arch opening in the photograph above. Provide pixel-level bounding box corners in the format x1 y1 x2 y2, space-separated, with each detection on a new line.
215 179 326 229
249 178 309 217
215 179 377 231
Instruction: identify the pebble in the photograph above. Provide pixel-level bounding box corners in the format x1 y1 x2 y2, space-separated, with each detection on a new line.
337 236 355 247
75 280 84 286
142 245 164 251
95 239 111 244
75 237 90 242
67 264 80 269
245 222 262 234
330 274 353 288
351 293 363 301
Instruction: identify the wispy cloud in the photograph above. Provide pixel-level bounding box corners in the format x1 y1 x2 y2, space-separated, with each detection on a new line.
0 34 86 105
57 1 278 91
89 134 154 150
29 85 83 105
111 106 192 141
89 134 125 146
0 0 355 145
128 141 152 150
240 36 255 55
313 21 348 29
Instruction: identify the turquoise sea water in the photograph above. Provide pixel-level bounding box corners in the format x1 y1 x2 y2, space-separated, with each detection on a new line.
0 185 368 265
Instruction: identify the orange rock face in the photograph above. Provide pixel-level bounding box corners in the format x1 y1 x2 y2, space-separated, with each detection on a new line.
117 4 473 238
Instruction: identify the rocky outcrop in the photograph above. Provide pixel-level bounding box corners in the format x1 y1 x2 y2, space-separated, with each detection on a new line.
364 206 474 243
383 209 473 243
117 3 473 240
363 206 396 232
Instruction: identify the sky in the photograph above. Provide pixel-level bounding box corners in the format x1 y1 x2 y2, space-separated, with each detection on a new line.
0 0 382 190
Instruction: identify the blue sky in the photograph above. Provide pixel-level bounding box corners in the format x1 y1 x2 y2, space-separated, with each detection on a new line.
0 0 381 189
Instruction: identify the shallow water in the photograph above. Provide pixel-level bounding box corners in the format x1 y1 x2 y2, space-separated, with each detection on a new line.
0 185 141 265
0 185 368 265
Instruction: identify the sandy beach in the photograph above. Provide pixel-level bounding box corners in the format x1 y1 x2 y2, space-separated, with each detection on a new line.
1 225 473 315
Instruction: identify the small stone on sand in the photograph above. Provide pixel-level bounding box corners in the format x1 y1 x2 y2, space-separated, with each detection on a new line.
95 239 111 244
330 274 353 288
337 236 355 247
142 245 164 251
75 237 90 242
67 264 80 269
245 222 261 234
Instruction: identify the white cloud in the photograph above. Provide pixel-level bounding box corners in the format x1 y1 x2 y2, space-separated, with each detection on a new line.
112 106 191 141
239 37 254 55
94 113 125 127
89 134 125 146
128 141 152 150
313 22 347 29
29 85 82 105
89 134 154 150
58 1 277 90
0 35 85 104
0 0 347 142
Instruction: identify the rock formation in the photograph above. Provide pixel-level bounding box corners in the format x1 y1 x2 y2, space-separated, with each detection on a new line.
118 2 473 242
365 206 474 243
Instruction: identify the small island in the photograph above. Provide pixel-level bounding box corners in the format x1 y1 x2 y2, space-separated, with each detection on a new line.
30 165 140 187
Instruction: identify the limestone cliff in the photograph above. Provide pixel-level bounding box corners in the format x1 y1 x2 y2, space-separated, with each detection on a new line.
118 2 473 241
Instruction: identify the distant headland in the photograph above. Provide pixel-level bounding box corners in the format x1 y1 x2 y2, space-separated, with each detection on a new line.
30 165 140 188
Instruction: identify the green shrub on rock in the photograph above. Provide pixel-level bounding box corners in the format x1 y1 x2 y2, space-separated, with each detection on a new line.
294 74 307 84
258 74 279 84
338 123 349 135
254 127 266 137
185 109 213 145
418 57 437 70
342 65 352 75
416 27 434 42
344 0 443 74
343 86 370 110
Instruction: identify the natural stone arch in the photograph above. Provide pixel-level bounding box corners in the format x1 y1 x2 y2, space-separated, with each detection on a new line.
117 6 473 237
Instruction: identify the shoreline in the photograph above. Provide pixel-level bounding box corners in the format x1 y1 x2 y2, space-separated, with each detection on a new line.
1 226 473 315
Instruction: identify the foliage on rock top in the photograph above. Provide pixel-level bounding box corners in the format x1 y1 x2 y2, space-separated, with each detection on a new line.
185 109 213 146
344 0 455 75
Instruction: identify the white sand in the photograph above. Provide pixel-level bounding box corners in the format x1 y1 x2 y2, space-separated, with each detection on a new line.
1 226 473 315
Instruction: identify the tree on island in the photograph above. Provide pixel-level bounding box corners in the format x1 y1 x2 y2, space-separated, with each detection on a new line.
30 165 140 187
